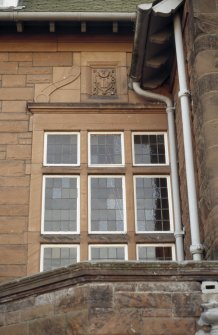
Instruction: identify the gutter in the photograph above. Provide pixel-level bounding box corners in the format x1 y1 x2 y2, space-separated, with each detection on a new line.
0 11 136 22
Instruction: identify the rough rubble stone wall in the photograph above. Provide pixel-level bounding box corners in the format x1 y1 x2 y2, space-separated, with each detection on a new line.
0 280 201 335
185 0 218 258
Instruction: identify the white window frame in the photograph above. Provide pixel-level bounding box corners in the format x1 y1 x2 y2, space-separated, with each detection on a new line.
43 132 80 167
136 243 176 261
132 132 169 166
88 132 125 167
41 175 80 235
0 0 18 7
88 244 128 261
40 244 80 272
88 175 127 234
134 175 174 233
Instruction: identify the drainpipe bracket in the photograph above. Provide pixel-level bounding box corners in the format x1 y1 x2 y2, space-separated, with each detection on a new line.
174 230 184 238
190 244 204 255
166 106 175 113
178 89 191 99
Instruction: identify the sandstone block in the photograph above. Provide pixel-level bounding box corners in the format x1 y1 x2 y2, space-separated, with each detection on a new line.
0 62 18 75
0 204 28 216
0 133 17 145
8 53 32 62
114 292 172 309
88 308 143 335
142 318 195 335
193 0 217 13
0 176 29 187
0 246 26 265
18 67 52 75
195 50 218 78
2 101 26 113
29 316 66 335
88 285 113 308
0 121 28 132
0 53 8 61
0 217 27 233
0 161 25 176
0 233 27 245
0 323 28 335
66 310 88 335
54 287 88 313
0 114 29 122
5 310 21 325
21 304 54 322
0 152 6 160
172 293 202 317
198 73 218 97
7 145 31 160
27 74 52 84
5 297 35 313
0 88 33 101
203 121 218 148
18 138 32 145
33 52 73 66
2 75 26 88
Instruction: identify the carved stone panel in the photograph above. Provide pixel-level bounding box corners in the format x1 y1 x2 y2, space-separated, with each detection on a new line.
92 68 117 97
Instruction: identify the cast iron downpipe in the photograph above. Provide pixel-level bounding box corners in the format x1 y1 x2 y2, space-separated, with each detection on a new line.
173 14 204 260
133 82 184 261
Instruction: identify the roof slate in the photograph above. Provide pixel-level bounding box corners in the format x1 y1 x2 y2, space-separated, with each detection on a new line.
17 0 154 12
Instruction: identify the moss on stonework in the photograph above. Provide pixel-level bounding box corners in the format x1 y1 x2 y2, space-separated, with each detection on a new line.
18 0 155 12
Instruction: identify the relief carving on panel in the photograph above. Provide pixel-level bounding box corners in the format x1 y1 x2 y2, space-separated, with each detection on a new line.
35 66 80 103
92 68 117 97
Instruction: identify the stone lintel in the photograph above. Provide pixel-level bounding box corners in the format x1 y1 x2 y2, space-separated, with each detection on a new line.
27 102 165 114
0 261 218 304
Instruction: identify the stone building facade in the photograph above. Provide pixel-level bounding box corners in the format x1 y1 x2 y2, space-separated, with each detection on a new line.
0 0 218 334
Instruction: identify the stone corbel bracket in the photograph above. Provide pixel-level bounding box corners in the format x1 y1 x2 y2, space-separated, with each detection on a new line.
35 66 80 103
196 282 218 335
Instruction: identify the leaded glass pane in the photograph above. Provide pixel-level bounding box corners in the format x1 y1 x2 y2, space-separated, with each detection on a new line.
42 246 78 271
43 177 78 233
133 134 166 165
90 133 123 165
46 133 78 165
90 246 126 261
90 177 125 232
137 246 173 261
135 177 170 232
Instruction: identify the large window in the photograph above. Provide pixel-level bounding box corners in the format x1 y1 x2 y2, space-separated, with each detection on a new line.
40 127 174 271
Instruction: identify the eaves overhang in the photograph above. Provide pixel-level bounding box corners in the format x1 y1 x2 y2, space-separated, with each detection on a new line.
0 11 136 34
130 0 184 89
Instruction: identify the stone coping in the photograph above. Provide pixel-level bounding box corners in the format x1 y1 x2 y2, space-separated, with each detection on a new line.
0 261 218 303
